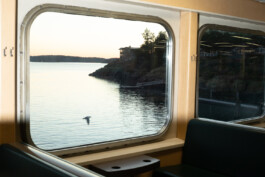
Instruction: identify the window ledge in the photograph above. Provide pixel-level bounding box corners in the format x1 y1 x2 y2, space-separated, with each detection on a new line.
63 138 184 166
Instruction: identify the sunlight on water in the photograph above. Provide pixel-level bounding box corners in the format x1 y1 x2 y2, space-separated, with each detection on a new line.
30 62 167 150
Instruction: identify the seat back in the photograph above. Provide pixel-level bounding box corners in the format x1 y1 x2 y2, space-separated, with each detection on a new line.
0 144 75 177
182 119 265 177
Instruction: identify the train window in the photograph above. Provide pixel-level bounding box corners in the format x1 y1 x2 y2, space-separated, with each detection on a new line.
28 11 172 150
197 25 265 122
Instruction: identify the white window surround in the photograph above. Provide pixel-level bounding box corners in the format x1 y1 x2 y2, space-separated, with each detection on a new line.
17 0 180 154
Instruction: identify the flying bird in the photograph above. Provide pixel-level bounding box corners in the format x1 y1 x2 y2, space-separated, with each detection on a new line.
83 116 91 125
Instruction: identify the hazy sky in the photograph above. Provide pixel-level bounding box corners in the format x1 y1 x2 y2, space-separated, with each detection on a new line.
30 12 166 58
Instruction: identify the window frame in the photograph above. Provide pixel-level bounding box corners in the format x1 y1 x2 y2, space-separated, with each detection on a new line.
196 24 265 124
19 4 176 154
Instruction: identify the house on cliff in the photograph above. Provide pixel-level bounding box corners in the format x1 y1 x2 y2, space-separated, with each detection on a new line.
119 46 139 61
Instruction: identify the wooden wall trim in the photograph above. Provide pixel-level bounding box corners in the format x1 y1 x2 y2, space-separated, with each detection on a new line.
176 12 198 139
0 0 16 144
139 0 265 23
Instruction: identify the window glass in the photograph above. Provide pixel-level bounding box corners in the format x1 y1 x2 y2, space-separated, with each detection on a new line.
198 25 265 122
29 12 171 150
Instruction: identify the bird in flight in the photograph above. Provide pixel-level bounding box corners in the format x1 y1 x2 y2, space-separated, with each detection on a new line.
83 116 91 125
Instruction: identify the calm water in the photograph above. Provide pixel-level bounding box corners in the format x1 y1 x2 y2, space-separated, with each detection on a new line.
30 62 168 150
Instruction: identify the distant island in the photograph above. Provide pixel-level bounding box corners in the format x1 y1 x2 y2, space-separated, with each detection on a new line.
89 29 168 87
30 55 118 63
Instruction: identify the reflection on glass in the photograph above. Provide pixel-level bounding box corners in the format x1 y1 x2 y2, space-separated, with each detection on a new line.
198 26 265 121
29 12 170 150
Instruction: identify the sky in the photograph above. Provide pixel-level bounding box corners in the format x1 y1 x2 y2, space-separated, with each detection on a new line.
30 12 166 58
